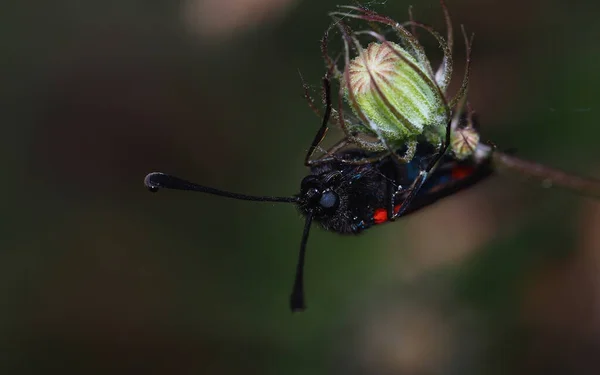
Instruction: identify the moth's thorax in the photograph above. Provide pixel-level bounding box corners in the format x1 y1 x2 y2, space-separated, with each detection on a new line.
297 156 394 234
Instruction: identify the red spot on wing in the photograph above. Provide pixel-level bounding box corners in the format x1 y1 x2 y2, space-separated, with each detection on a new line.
373 204 402 224
373 208 387 224
451 165 475 180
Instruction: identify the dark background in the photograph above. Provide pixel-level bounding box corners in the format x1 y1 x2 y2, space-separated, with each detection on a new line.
3 0 600 373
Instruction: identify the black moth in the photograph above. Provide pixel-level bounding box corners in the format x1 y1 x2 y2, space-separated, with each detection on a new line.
144 78 493 312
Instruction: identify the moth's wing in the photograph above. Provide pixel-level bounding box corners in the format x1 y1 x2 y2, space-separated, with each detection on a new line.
399 157 493 217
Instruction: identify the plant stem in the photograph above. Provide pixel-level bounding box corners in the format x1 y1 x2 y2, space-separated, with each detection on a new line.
492 151 600 199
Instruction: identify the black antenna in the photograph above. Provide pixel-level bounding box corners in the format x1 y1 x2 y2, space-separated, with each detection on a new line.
144 172 299 203
290 211 314 312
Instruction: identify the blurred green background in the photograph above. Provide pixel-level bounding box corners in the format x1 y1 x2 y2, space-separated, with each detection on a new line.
3 0 600 374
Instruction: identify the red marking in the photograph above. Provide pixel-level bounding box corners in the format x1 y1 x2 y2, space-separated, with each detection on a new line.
451 165 475 180
373 209 387 224
373 204 402 224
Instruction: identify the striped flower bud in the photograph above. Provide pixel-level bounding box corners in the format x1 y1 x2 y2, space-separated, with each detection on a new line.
326 2 473 159
347 41 449 145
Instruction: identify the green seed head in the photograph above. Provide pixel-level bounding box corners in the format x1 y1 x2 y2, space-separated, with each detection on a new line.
346 42 449 146
324 2 474 157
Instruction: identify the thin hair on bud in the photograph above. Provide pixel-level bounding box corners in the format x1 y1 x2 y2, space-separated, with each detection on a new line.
448 25 473 108
408 5 418 38
334 6 433 77
440 0 454 53
399 20 453 92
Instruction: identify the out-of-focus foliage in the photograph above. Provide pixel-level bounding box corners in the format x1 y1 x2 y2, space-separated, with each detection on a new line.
2 0 600 374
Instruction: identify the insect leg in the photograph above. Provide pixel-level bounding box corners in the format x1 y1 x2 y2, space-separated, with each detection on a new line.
392 120 453 219
303 73 383 166
309 150 391 166
304 77 333 166
383 159 401 222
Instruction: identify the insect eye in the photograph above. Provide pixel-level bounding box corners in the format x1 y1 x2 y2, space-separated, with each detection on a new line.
319 191 339 210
